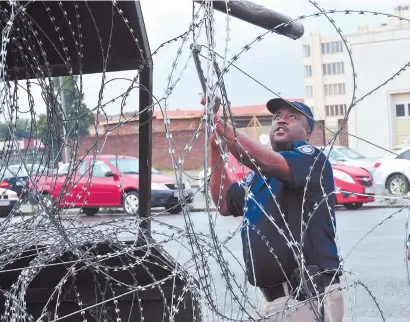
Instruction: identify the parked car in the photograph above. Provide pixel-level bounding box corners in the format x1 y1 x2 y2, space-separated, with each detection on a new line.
0 187 19 217
329 158 375 209
26 163 50 176
372 146 410 196
318 145 377 175
30 155 194 215
199 136 375 210
0 166 29 201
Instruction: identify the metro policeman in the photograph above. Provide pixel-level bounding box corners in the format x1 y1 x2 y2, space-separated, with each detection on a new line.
205 97 344 321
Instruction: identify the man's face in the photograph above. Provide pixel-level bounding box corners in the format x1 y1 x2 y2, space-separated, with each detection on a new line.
269 106 311 151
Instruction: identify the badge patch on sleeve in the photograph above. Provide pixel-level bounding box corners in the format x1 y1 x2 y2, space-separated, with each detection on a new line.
245 171 255 187
297 145 314 155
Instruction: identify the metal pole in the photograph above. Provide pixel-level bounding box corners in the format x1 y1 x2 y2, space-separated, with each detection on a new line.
132 0 153 237
138 65 152 235
58 76 70 163
193 0 304 40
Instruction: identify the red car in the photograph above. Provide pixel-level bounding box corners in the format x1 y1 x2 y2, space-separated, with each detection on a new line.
329 158 375 209
206 152 374 210
29 155 194 215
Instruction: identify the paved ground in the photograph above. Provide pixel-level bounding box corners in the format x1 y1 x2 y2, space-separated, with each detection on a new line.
5 205 410 321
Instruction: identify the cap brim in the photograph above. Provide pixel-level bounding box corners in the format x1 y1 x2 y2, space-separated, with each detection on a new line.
266 98 294 115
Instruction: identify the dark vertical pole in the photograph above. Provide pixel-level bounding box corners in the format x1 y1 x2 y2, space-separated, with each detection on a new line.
133 0 153 237
138 64 152 235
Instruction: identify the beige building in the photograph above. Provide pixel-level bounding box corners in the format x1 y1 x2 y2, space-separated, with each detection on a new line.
302 35 346 142
301 4 410 144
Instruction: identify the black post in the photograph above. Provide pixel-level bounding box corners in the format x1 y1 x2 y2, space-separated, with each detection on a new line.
138 65 153 235
133 1 153 236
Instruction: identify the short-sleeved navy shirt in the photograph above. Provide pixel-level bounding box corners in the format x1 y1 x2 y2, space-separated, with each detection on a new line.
226 141 340 287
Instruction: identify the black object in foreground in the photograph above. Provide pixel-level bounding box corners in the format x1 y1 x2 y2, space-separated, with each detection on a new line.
0 240 202 321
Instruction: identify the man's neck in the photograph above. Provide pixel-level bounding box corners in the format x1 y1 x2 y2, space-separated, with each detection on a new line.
272 143 293 152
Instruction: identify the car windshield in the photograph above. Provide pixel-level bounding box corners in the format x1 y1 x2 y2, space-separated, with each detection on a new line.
109 158 139 174
338 147 365 159
8 166 28 177
1 167 23 179
58 163 71 175
328 157 340 165
108 158 160 174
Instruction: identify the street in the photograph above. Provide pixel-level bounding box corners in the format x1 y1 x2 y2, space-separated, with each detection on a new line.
3 202 410 322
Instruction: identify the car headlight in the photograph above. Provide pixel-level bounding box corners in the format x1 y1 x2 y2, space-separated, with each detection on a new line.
333 169 355 184
151 183 169 190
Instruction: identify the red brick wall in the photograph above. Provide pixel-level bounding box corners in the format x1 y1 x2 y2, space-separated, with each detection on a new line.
337 118 348 147
78 129 209 170
80 118 327 170
93 118 201 136
309 120 325 146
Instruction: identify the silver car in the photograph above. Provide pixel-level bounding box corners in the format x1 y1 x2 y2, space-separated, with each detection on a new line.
318 145 377 175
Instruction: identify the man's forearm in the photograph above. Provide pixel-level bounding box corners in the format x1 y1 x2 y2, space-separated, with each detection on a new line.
209 137 235 216
214 121 292 182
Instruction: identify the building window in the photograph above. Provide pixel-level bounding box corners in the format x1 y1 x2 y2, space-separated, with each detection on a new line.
304 65 312 77
396 104 405 117
324 83 346 96
305 86 313 97
323 62 344 75
303 45 311 57
321 40 343 55
325 104 347 117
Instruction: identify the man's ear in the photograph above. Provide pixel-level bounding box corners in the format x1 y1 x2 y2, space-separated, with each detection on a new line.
306 129 312 142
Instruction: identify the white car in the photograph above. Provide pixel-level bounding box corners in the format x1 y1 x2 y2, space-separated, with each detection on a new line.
0 187 19 217
372 146 410 196
318 145 378 174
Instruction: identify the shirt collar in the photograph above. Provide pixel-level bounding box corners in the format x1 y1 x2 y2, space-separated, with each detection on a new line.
291 140 308 149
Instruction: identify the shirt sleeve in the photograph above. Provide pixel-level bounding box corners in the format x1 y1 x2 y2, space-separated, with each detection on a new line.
225 171 256 217
226 183 246 217
280 144 328 189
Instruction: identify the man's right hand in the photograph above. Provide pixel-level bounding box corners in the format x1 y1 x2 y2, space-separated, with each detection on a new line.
200 95 221 120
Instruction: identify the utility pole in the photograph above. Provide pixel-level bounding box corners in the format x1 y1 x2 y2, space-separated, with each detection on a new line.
58 76 70 164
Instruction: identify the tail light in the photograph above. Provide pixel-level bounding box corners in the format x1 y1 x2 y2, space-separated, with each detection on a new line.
0 180 9 188
374 162 381 168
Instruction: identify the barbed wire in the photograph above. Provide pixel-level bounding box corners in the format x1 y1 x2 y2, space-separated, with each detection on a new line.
0 0 409 321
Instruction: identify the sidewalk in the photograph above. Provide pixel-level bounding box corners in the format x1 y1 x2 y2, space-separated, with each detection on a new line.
18 188 408 217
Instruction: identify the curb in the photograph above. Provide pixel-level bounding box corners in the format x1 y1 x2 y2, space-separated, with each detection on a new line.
17 203 403 216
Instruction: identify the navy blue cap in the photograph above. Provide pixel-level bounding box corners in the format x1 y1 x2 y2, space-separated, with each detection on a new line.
266 98 315 131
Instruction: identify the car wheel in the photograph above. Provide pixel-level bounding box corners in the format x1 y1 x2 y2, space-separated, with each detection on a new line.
387 174 409 195
166 204 182 214
122 191 139 215
344 203 363 210
82 207 100 216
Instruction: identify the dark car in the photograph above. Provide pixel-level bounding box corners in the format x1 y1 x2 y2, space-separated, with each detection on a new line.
0 166 29 200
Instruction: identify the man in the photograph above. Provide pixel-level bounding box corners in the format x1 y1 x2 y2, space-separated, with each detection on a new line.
205 97 344 321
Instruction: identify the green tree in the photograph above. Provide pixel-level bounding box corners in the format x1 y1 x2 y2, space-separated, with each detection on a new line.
36 76 94 166
36 114 47 137
14 118 32 139
49 76 94 139
0 118 33 139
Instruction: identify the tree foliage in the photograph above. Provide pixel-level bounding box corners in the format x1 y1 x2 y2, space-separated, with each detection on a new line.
0 118 33 140
47 76 94 139
0 76 94 141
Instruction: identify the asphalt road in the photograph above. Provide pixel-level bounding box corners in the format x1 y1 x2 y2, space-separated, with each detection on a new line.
2 206 410 321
